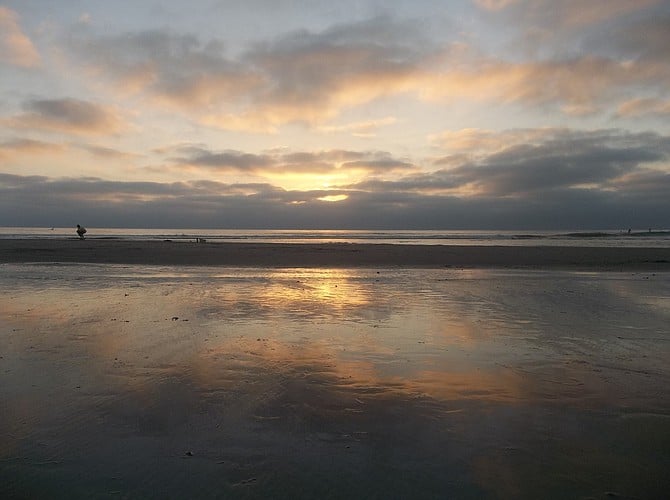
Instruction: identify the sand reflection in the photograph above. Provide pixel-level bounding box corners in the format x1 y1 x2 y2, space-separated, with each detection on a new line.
261 268 371 311
1 265 669 498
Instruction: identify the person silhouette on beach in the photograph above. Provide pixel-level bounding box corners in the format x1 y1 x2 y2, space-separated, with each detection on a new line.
76 224 87 240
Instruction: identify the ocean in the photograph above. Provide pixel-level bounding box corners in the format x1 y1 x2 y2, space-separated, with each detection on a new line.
1 226 669 247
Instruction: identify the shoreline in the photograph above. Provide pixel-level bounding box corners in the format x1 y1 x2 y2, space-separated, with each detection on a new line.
1 239 670 269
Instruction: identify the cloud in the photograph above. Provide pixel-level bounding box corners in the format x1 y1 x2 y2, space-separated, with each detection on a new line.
616 98 670 118
6 98 126 135
476 0 662 30
0 6 40 67
75 144 142 161
2 169 667 230
167 145 416 176
318 117 397 137
477 1 668 88
0 137 64 153
59 12 670 129
238 16 433 123
65 29 261 108
431 128 556 157
590 13 670 62
422 48 670 116
2 128 668 229
0 173 360 227
238 31 669 122
473 0 520 11
354 128 670 197
0 137 139 168
64 17 438 131
200 16 438 131
340 158 415 174
0 138 65 160
606 168 670 197
170 146 274 172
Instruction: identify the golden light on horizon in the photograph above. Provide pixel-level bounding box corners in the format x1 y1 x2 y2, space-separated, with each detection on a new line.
263 170 359 192
317 194 348 202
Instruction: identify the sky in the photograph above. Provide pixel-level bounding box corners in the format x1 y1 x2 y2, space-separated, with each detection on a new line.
1 0 669 229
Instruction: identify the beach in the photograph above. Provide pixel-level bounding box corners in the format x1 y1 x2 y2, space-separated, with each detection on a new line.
1 238 670 269
1 244 669 498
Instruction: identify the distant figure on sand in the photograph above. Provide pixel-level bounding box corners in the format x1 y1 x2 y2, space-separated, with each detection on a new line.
76 224 87 239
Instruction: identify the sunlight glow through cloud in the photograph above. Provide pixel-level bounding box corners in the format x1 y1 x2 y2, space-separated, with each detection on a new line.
317 194 349 202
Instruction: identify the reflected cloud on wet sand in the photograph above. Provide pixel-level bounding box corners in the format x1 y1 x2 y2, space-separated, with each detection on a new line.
1 265 669 498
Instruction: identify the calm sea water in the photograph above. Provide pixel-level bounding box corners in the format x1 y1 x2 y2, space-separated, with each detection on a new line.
1 227 669 247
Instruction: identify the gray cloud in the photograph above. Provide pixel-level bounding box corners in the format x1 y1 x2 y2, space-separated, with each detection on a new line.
57 10 670 128
589 13 670 62
6 98 125 135
246 16 432 102
467 2 670 115
65 30 259 108
167 145 416 175
2 128 669 229
477 0 664 41
279 150 364 164
356 129 670 196
171 146 274 171
458 130 668 195
341 158 416 174
62 17 443 128
75 144 142 161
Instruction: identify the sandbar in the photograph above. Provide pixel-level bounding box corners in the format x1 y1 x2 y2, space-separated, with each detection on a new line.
1 238 670 269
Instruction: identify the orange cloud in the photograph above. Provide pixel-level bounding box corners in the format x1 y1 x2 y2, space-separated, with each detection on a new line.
202 44 670 130
0 138 65 160
473 0 520 11
318 116 397 137
0 6 40 68
616 98 670 118
420 48 670 115
61 15 670 133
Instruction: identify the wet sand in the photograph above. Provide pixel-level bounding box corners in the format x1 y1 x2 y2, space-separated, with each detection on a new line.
1 264 669 498
1 238 670 269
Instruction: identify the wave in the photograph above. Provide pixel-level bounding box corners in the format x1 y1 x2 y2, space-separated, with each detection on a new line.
1 227 669 247
564 230 670 238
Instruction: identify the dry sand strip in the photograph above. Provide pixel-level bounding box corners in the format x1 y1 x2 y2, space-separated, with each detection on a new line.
1 239 670 270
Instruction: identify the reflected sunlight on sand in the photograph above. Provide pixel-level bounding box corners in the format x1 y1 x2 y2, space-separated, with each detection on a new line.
2 264 669 498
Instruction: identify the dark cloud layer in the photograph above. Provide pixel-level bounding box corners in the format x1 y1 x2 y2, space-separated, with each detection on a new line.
356 129 670 196
2 129 668 229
